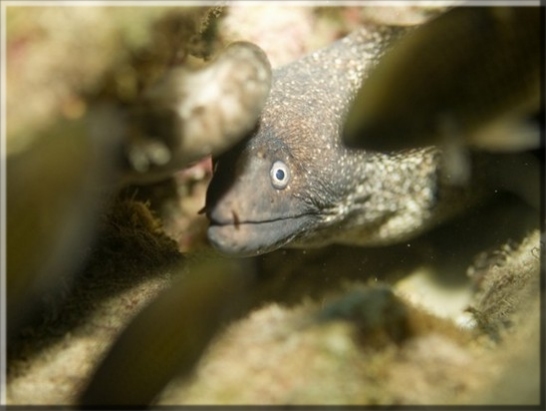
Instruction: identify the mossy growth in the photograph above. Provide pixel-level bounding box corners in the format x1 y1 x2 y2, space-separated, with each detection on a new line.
88 195 183 273
465 230 541 342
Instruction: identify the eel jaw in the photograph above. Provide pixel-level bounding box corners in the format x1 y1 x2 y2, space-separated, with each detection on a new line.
207 215 315 257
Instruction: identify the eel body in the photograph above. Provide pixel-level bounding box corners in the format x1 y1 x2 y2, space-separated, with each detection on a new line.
205 24 488 257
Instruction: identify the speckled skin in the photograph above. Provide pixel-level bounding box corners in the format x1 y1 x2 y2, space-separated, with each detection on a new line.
205 25 486 257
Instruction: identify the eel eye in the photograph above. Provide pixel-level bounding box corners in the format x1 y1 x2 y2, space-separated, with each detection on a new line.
270 160 290 189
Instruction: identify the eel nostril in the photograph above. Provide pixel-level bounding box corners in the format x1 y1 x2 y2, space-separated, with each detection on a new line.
232 210 240 229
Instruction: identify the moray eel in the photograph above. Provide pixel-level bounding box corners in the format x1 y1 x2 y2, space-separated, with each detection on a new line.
205 24 488 257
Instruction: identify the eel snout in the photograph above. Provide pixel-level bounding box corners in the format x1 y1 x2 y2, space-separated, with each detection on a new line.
205 157 315 257
205 193 304 257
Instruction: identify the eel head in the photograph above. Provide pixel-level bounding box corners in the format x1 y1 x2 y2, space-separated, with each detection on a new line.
204 122 328 257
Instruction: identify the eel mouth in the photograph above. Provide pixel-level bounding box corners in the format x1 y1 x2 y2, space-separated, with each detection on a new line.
207 214 315 257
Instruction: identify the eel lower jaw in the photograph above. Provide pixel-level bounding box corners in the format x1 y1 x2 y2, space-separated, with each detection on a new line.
207 215 315 257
